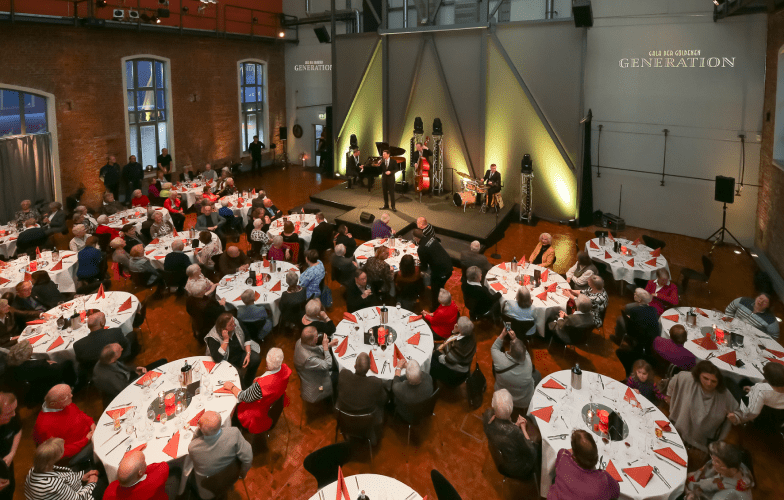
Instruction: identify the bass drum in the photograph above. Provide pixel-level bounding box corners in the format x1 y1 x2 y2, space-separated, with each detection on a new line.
453 192 476 206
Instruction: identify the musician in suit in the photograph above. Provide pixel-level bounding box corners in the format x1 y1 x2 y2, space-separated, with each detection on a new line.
413 142 432 196
480 163 502 206
346 148 366 189
379 150 398 212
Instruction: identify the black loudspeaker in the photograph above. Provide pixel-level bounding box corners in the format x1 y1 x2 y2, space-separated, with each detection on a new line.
573 0 593 28
360 212 375 223
363 0 382 32
279 127 288 141
715 176 735 204
313 25 331 43
521 154 533 173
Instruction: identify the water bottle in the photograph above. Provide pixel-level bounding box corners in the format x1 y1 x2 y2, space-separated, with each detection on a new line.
571 363 583 390
511 256 518 273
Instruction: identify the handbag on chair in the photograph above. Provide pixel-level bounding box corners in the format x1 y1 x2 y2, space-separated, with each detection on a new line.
466 354 487 409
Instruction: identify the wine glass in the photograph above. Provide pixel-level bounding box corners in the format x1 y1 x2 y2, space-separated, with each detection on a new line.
147 409 155 424
143 377 152 395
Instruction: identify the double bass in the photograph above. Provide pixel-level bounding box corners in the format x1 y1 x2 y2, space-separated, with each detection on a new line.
414 139 431 192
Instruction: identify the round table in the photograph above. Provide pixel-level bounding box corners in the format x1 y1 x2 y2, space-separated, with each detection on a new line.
214 193 261 227
307 474 423 500
530 369 687 500
0 224 18 259
332 306 434 381
585 237 670 285
93 356 241 483
354 238 419 272
0 250 78 295
16 291 139 364
172 181 206 209
267 213 318 252
214 260 299 326
144 231 222 270
660 307 784 384
484 262 570 337
106 207 171 233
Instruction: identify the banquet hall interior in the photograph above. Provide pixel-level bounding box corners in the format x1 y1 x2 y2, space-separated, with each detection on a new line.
2 0 784 499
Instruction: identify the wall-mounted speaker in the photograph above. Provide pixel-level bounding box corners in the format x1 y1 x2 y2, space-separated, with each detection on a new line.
279 127 288 141
573 0 593 28
715 176 735 204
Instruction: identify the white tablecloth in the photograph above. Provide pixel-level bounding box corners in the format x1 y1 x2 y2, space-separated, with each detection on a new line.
660 307 784 384
106 208 171 233
267 213 318 252
144 232 222 270
93 356 241 483
354 238 419 272
0 225 17 258
0 250 78 294
585 238 670 285
172 181 206 209
530 370 687 500
484 262 570 337
214 260 299 326
307 474 423 500
332 306 434 381
16 291 139 364
214 193 261 227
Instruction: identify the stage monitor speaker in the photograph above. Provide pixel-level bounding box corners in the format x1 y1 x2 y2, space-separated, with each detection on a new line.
573 0 593 28
279 127 288 141
715 176 735 204
363 0 382 32
360 212 375 223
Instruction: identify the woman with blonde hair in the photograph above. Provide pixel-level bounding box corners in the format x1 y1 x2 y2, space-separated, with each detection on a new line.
24 437 99 500
529 232 555 269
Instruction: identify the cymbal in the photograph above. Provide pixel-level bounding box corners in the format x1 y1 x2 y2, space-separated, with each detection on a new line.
455 171 472 179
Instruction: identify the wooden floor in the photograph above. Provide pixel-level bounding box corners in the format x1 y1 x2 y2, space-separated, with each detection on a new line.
9 164 783 499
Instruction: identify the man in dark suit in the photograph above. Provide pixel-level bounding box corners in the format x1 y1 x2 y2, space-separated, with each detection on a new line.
248 135 264 173
74 313 138 369
613 288 660 374
548 295 595 345
337 352 387 443
100 155 122 200
92 343 166 401
308 212 334 258
163 240 191 290
195 205 226 237
346 148 365 189
16 219 49 256
331 244 357 286
346 270 374 312
11 281 46 330
379 150 398 211
42 202 66 236
460 240 492 284
262 198 283 220
480 163 502 206
413 228 453 309
123 155 144 203
335 225 357 257
462 266 501 321
392 358 434 422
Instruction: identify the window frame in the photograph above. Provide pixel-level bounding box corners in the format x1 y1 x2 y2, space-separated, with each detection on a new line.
0 89 48 137
237 60 268 155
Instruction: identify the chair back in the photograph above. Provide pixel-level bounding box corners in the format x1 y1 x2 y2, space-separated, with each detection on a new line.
396 388 439 425
282 242 300 264
702 255 714 279
211 254 222 268
129 270 152 288
239 317 270 342
161 269 185 288
642 235 666 250
303 442 353 490
507 317 536 338
133 296 149 328
200 457 243 498
335 408 375 441
96 232 112 251
566 324 593 346
267 394 285 430
431 469 463 500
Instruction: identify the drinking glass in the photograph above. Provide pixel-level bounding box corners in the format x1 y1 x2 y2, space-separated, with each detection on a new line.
143 377 152 395
147 409 155 423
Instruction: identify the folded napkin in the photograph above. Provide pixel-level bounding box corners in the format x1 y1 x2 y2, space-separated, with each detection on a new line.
655 420 672 432
162 431 180 459
356 255 368 260
766 348 784 358
369 350 379 374
261 259 270 268
407 315 423 323
765 356 784 366
376 307 382 315
490 282 507 293
27 334 46 345
26 320 46 325
126 443 146 456
393 344 406 367
623 387 639 405
150 239 160 244
189 409 206 427
343 312 357 323
47 336 64 351
589 240 599 249
335 336 349 357
407 332 421 345
623 465 653 487
541 269 549 282
378 239 387 244
50 260 63 271
626 258 635 267
202 360 216 373
694 307 708 317
654 447 687 467
269 281 281 292
7 237 16 241
542 379 565 390
606 460 623 482
336 466 351 500
96 284 106 300
721 316 733 322
24 272 32 282
546 282 557 293
645 258 658 266
632 237 641 246
536 291 548 301
604 251 612 260
523 275 530 286
308 224 315 231
61 253 75 259
692 337 718 350
717 351 737 366
118 297 133 313
227 202 233 208
650 248 661 257
0 277 8 286
154 256 165 260
499 262 508 271
531 406 553 423
135 370 162 386
105 406 135 420
661 314 680 322
213 387 235 395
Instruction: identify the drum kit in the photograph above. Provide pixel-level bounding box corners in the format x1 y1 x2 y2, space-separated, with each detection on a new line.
453 171 493 212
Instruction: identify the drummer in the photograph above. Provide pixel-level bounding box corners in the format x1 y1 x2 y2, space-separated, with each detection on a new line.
478 163 501 206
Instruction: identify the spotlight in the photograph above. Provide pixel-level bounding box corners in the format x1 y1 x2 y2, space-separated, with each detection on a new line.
278 31 285 38
128 10 139 20
96 0 108 7
521 154 533 174
153 17 161 24
350 134 358 149
432 118 442 136
112 9 125 20
414 117 424 134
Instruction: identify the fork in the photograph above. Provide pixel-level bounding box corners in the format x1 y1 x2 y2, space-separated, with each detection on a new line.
653 466 670 488
655 454 679 470
537 389 556 402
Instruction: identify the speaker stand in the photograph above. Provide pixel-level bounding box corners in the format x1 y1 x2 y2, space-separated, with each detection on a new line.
281 139 289 170
706 202 751 257
490 208 502 260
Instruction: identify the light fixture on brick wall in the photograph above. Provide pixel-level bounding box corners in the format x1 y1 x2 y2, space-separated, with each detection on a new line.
112 9 125 21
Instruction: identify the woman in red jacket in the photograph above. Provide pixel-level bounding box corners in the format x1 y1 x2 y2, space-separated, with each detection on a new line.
645 268 679 316
423 288 459 340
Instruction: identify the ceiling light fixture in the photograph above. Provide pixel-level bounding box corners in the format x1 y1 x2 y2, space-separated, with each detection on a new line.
279 31 285 38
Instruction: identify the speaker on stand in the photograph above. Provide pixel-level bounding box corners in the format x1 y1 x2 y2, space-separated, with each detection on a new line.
707 175 749 256
572 0 593 28
279 127 289 170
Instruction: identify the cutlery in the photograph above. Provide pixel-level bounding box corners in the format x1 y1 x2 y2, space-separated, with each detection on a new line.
599 456 604 469
599 375 605 390
653 466 670 488
659 437 684 449
537 389 556 402
655 453 682 469
622 472 639 493
108 402 133 410
405 493 416 500
355 476 360 488
409 345 425 353
107 436 131 455
99 429 123 446
547 434 569 440
343 353 357 359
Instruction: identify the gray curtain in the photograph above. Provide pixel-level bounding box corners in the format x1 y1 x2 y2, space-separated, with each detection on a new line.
0 133 54 223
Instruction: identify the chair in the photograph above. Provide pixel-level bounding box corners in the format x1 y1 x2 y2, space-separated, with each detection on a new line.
594 230 616 239
549 324 593 355
239 316 271 343
431 469 463 500
334 408 376 461
503 316 537 339
129 270 153 289
680 255 714 293
642 235 666 251
486 436 540 497
282 242 300 264
160 269 186 294
133 295 151 340
258 395 291 456
96 233 112 252
302 442 353 490
197 457 249 500
394 388 439 458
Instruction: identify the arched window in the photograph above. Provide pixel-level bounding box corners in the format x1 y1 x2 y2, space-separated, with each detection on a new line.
239 61 267 151
0 89 47 138
124 57 171 169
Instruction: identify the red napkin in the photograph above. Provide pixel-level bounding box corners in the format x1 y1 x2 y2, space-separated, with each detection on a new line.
343 312 357 323
407 315 422 323
162 431 180 459
624 387 639 405
96 284 106 300
336 466 350 500
356 256 368 260
126 443 147 456
135 371 162 386
721 316 733 322
0 277 8 286
189 409 206 427
269 281 281 292
213 387 234 395
36 247 41 259
238 198 244 205
378 239 387 245
523 275 530 286
393 344 405 367
294 222 301 233
172 228 178 237
645 258 658 266
604 251 612 259
662 314 679 322
717 351 737 366
50 260 63 271
369 350 378 374
765 357 784 366
655 420 672 432
542 379 565 390
606 460 623 482
117 297 133 313
632 237 641 246
650 248 661 257
608 232 615 241
202 360 216 372
536 291 548 301
145 249 156 255
546 282 557 293
623 465 653 487
541 269 549 282
531 406 553 423
24 272 32 282
589 240 599 249
626 258 635 267
7 237 16 241
227 202 233 208
499 262 508 271
26 320 46 325
408 332 421 345
490 282 507 293
154 256 165 260
766 348 784 358
150 238 160 244
694 308 708 317
105 406 135 420
335 336 349 357
27 334 46 345
308 224 315 231
262 259 269 268
654 447 687 467
376 307 382 315
47 336 64 351
692 337 718 350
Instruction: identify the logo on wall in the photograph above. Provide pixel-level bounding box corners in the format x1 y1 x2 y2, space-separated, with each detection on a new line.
619 49 735 69
295 60 332 71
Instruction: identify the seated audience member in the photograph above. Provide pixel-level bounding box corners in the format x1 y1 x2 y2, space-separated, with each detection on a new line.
392 359 434 422
148 172 162 198
308 212 334 257
667 361 738 452
335 224 357 257
74 312 137 368
33 385 95 462
462 265 501 321
644 268 679 316
300 298 335 338
24 437 99 500
30 271 65 310
217 177 237 197
130 189 149 208
0 299 19 348
583 276 608 327
42 202 65 236
103 450 170 500
281 221 301 248
727 362 784 427
423 288 459 340
110 237 131 274
294 326 338 403
163 192 185 231
346 270 374 312
16 218 48 254
299 250 326 299
185 281 226 341
279 270 307 327
205 313 261 388
612 289 659 375
223 348 291 434
92 344 144 401
95 215 121 240
149 211 174 240
76 205 98 233
121 224 145 253
218 198 242 232
268 235 292 262
416 216 436 241
565 251 599 291
129 244 161 286
624 359 665 404
202 163 218 182
652 324 697 371
188 411 252 499
261 198 282 220
158 182 172 199
548 430 620 500
370 212 394 239
185 264 216 297
100 192 125 215
394 254 422 311
483 389 541 480
201 185 218 204
195 230 221 271
547 295 595 345
725 292 779 339
430 316 477 385
7 340 76 402
14 199 41 225
237 290 272 342
684 441 754 500
163 239 190 278
491 327 537 410
529 232 555 268
337 353 386 440
331 243 357 286
249 219 271 257
69 224 90 253
503 288 536 336
218 246 250 276
11 281 47 329
459 240 491 284
195 205 226 236
364 247 394 296
0 392 20 499
139 207 156 242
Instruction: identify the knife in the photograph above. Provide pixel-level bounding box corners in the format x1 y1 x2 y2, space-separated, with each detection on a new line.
107 435 131 455
622 472 639 493
537 389 556 402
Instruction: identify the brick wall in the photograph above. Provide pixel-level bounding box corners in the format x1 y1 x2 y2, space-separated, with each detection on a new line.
0 23 286 207
757 11 784 277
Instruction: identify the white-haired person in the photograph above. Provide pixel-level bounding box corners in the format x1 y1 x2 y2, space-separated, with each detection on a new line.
102 448 171 500
14 199 41 225
237 289 273 342
430 316 477 386
185 264 216 297
563 275 608 329
159 182 172 199
75 205 98 233
94 214 120 239
330 243 357 286
683 441 754 500
24 437 100 500
299 298 335 338
223 347 292 434
491 324 539 412
69 224 91 253
249 218 271 258
482 389 541 480
392 358 434 421
130 188 149 208
503 288 536 336
149 211 173 240
267 235 292 262
128 244 160 286
109 237 130 276
163 190 185 231
547 295 595 345
459 240 492 284
612 288 660 376
370 212 395 239
529 232 555 269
